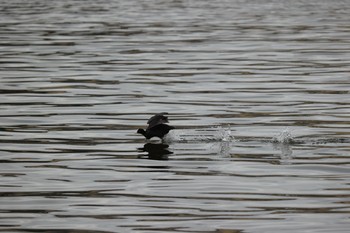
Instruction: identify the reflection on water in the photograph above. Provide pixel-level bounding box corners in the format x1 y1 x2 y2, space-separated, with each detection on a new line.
138 142 173 160
1 0 350 232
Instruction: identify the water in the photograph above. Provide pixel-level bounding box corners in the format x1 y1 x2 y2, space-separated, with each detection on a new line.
1 0 350 232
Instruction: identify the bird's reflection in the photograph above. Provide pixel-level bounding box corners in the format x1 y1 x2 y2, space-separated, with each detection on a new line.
138 142 173 160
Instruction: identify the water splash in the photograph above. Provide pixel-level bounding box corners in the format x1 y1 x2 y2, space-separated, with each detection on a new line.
162 126 235 158
164 125 235 143
214 125 235 142
272 128 294 162
272 127 293 144
210 125 235 157
163 130 183 143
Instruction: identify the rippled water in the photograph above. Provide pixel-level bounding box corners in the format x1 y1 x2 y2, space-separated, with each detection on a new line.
1 0 350 232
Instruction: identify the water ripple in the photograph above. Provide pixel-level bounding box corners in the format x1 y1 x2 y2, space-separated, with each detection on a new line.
1 0 350 233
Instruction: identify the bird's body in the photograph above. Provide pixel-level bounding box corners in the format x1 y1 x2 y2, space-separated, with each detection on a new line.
137 113 175 139
137 124 175 139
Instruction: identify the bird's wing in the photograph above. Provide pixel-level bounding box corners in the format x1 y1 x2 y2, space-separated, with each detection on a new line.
147 112 169 129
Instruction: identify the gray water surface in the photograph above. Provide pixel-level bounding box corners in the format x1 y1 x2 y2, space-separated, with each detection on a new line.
1 0 350 232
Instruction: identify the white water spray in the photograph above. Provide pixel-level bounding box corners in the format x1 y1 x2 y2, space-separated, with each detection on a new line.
272 127 293 144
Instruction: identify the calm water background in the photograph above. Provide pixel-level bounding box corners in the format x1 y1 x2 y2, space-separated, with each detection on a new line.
1 0 350 232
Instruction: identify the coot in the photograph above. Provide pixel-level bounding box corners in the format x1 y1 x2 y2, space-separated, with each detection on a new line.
137 112 175 139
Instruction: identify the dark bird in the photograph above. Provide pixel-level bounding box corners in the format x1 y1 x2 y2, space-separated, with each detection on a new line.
137 112 175 139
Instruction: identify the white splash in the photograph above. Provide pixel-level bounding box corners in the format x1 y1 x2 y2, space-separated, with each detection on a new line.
272 127 294 163
163 129 183 143
273 127 293 144
164 125 235 143
210 125 236 157
163 126 235 156
214 125 235 142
